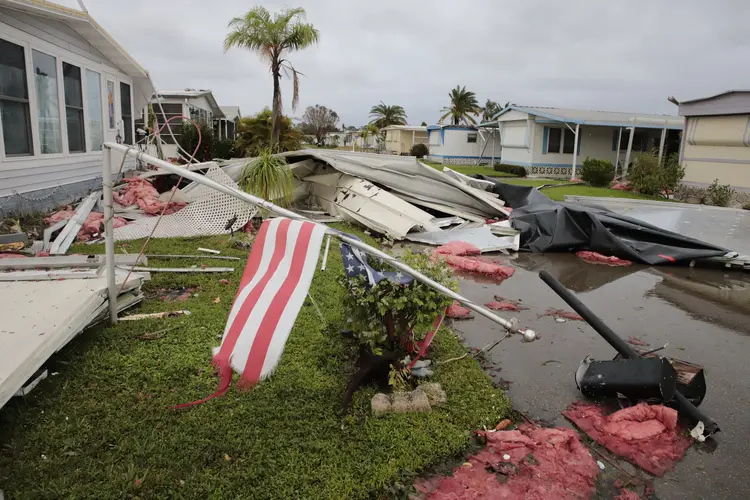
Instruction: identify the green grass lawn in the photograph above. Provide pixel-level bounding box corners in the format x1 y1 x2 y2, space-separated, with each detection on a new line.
421 161 515 178
0 225 510 499
495 178 664 202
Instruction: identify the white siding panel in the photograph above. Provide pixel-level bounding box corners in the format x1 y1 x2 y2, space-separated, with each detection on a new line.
0 7 110 65
0 157 100 196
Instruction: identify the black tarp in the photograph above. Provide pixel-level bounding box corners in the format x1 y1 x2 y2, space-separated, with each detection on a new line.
477 177 728 265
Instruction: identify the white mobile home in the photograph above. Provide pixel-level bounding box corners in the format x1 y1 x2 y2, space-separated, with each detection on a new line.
425 125 500 165
149 89 226 158
383 125 428 155
0 0 154 214
480 106 683 178
218 105 241 140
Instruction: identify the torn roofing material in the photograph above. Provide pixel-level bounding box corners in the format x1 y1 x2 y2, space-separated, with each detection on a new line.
276 149 510 219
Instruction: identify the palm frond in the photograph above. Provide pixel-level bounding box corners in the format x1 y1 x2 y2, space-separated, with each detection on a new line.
238 148 294 208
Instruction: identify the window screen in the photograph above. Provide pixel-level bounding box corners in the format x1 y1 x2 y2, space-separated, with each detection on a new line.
562 129 575 154
86 70 103 151
120 82 132 144
32 50 62 154
152 103 184 144
63 62 85 152
0 38 32 156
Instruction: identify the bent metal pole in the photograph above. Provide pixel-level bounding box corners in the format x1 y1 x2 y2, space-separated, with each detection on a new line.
101 142 524 334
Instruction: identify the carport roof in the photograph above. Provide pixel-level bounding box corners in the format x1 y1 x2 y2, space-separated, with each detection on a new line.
484 105 683 130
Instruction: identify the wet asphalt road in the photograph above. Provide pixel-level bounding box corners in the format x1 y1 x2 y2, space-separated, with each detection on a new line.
444 252 750 500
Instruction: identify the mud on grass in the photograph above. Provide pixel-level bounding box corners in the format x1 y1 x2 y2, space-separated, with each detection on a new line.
0 224 511 499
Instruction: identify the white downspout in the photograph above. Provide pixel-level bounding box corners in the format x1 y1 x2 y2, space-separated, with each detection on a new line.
571 123 580 180
623 126 635 177
615 127 622 173
658 127 667 164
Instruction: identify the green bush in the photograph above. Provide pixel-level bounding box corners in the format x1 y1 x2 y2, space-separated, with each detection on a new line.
579 157 615 187
493 163 527 177
177 121 215 162
410 143 429 158
627 151 685 197
214 137 236 159
706 179 735 207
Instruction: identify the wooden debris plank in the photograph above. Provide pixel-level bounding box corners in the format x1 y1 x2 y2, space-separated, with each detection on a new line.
42 219 68 251
119 266 234 273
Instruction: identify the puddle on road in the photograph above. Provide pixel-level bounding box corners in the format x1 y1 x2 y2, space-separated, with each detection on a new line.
442 251 750 499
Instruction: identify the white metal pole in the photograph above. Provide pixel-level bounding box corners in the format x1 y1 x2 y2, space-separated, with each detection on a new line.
491 129 496 165
615 127 622 173
101 142 524 334
102 147 118 324
571 124 580 180
623 126 635 177
658 127 667 164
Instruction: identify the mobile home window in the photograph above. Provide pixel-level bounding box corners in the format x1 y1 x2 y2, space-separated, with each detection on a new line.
547 128 562 153
429 130 440 146
151 103 183 144
86 70 103 150
32 50 62 154
63 62 85 152
0 39 33 156
467 132 477 143
120 82 132 144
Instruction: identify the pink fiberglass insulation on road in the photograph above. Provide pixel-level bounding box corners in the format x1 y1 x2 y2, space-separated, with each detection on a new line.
576 251 633 267
563 402 692 476
413 424 599 500
113 177 186 215
44 208 128 242
432 242 514 280
541 308 584 321
446 301 473 319
433 241 481 256
486 298 528 312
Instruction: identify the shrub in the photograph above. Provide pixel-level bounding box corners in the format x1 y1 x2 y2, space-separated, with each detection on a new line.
339 251 456 355
177 120 215 162
706 179 734 207
410 143 429 158
238 148 293 208
580 157 615 187
627 151 685 197
493 163 527 177
214 137 237 159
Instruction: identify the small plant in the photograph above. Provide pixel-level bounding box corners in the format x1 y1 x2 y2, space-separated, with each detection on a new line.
493 163 527 177
214 137 237 159
238 148 294 208
579 157 615 187
627 151 685 197
410 143 429 158
706 179 734 207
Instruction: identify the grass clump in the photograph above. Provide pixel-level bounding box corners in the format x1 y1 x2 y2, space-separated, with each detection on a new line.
0 224 510 499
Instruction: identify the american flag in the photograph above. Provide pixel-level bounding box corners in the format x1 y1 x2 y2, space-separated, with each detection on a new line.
173 217 326 409
340 239 413 286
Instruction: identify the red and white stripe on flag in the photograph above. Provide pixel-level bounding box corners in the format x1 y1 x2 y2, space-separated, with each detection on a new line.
174 217 326 408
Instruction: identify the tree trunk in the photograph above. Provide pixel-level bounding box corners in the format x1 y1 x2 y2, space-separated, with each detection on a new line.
271 63 282 149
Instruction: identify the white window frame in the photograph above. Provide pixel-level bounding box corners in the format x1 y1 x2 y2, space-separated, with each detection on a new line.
0 23 135 163
467 131 478 143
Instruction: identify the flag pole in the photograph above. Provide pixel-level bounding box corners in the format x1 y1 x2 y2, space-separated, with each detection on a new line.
102 143 528 335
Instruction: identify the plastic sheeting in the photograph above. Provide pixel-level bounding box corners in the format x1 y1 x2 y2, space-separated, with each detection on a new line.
477 177 729 265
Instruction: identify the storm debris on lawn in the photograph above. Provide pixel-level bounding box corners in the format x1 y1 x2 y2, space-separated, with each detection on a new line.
563 401 693 476
412 424 599 500
113 177 186 215
446 301 473 319
576 251 633 267
371 383 446 416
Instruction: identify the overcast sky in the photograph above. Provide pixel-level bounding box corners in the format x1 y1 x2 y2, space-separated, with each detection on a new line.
62 0 750 126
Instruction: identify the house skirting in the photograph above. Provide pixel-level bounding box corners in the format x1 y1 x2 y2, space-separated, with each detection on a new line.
0 178 104 217
501 161 582 178
426 155 494 166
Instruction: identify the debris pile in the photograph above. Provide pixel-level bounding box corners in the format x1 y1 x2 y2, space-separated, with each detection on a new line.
576 251 633 267
44 207 128 242
432 241 515 280
563 402 692 476
413 424 599 500
113 177 187 215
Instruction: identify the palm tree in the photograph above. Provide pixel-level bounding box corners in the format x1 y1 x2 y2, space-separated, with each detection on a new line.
359 124 379 149
369 102 407 129
439 85 481 126
224 7 319 148
481 99 503 122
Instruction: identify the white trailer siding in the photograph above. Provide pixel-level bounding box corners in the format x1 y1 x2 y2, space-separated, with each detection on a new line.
0 6 142 211
426 127 499 165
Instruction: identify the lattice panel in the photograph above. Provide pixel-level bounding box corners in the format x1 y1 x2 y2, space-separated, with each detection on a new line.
529 166 570 178
113 165 256 241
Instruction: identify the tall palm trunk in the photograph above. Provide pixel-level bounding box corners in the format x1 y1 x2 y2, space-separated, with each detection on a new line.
271 60 282 148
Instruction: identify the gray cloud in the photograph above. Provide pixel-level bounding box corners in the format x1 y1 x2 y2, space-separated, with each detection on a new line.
67 0 750 125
